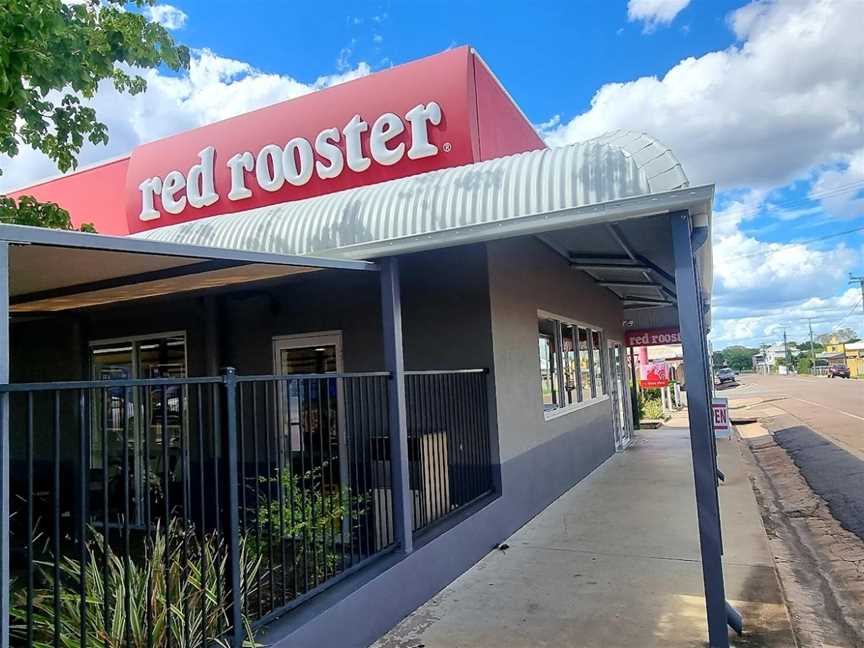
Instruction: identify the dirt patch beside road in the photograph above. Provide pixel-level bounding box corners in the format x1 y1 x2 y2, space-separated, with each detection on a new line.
737 422 864 647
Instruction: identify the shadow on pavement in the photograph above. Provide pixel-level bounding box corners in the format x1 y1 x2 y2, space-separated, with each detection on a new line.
774 424 864 541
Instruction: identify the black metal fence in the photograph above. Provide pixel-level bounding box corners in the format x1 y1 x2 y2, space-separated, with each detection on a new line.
406 370 493 533
2 369 492 647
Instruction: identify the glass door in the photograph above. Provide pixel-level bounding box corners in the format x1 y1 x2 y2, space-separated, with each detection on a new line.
272 332 346 485
608 342 632 450
90 333 187 528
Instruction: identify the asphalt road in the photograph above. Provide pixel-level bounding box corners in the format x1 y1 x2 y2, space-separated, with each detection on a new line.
726 373 864 542
723 372 864 458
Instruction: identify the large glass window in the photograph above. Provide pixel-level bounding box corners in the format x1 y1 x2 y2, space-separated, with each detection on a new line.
537 315 607 417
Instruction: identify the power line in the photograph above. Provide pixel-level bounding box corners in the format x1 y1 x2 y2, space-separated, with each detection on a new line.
826 298 863 333
726 224 864 260
716 180 864 222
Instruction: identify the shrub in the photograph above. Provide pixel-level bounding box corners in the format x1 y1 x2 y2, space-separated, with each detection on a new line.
11 519 261 648
255 462 366 587
639 390 664 420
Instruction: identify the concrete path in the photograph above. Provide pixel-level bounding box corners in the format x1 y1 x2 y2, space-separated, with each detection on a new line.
374 428 795 648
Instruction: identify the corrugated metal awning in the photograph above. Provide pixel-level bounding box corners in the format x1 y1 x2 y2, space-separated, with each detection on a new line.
135 131 705 260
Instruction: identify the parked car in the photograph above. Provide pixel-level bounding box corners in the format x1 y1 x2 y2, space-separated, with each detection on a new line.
716 367 736 384
828 364 851 378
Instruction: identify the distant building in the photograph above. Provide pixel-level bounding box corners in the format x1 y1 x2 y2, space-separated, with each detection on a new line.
763 342 800 367
846 341 864 376
751 352 768 374
823 339 864 376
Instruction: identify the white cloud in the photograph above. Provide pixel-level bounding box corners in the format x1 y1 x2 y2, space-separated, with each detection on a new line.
809 148 864 219
0 49 370 191
709 189 862 348
627 0 690 32
144 4 188 30
711 288 862 347
540 0 864 349
543 0 864 194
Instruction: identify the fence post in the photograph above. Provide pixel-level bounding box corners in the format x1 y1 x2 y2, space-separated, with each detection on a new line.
380 257 413 554
221 367 244 648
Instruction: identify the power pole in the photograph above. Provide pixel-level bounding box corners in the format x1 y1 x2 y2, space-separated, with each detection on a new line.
806 318 816 375
783 328 791 372
851 274 864 316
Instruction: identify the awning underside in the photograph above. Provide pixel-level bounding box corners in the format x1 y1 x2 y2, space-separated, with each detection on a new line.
536 211 710 332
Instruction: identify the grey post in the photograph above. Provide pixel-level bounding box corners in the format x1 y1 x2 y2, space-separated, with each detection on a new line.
670 211 731 648
0 242 8 648
221 367 244 648
380 257 413 554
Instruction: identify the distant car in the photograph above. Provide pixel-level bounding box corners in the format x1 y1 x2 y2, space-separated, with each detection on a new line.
828 364 851 378
716 367 736 384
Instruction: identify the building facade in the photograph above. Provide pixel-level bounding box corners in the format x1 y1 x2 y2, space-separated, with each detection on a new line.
1 47 733 648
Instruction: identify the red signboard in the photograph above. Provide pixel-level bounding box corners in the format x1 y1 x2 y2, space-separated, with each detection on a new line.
8 47 545 236
626 327 681 347
640 360 670 388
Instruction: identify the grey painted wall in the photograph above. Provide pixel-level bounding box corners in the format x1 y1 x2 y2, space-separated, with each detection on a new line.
486 236 622 465
263 236 626 648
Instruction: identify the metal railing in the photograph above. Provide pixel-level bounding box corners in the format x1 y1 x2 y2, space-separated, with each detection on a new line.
405 370 493 534
2 368 493 647
2 371 394 648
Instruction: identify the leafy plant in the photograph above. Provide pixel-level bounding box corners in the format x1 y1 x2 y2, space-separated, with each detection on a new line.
639 391 664 420
11 520 261 648
255 462 366 589
0 0 189 176
0 195 95 232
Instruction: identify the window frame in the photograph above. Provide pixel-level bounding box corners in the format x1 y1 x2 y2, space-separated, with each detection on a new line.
537 310 610 421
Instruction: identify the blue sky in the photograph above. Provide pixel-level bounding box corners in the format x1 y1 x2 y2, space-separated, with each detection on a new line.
2 0 862 349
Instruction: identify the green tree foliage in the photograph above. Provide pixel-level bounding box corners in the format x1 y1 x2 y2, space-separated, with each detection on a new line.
0 194 95 231
797 356 812 375
0 0 189 176
719 345 759 372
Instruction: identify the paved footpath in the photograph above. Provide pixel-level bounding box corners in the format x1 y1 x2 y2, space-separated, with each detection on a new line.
375 428 794 648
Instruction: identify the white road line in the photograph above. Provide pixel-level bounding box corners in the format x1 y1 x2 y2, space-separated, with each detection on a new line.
786 397 864 423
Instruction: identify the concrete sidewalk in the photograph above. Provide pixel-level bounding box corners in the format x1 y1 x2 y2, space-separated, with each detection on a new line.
374 428 795 647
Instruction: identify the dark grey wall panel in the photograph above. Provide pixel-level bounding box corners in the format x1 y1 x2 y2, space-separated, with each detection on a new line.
262 402 614 648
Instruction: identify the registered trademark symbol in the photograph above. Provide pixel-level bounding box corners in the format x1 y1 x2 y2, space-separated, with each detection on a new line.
442 142 452 153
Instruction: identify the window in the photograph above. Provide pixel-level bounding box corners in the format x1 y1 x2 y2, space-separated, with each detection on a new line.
592 329 606 396
578 327 592 400
538 318 560 410
561 323 579 405
537 314 608 417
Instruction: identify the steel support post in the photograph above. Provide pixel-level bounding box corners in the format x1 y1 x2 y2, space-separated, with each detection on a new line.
0 242 8 648
221 367 244 648
380 257 413 554
670 212 733 648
